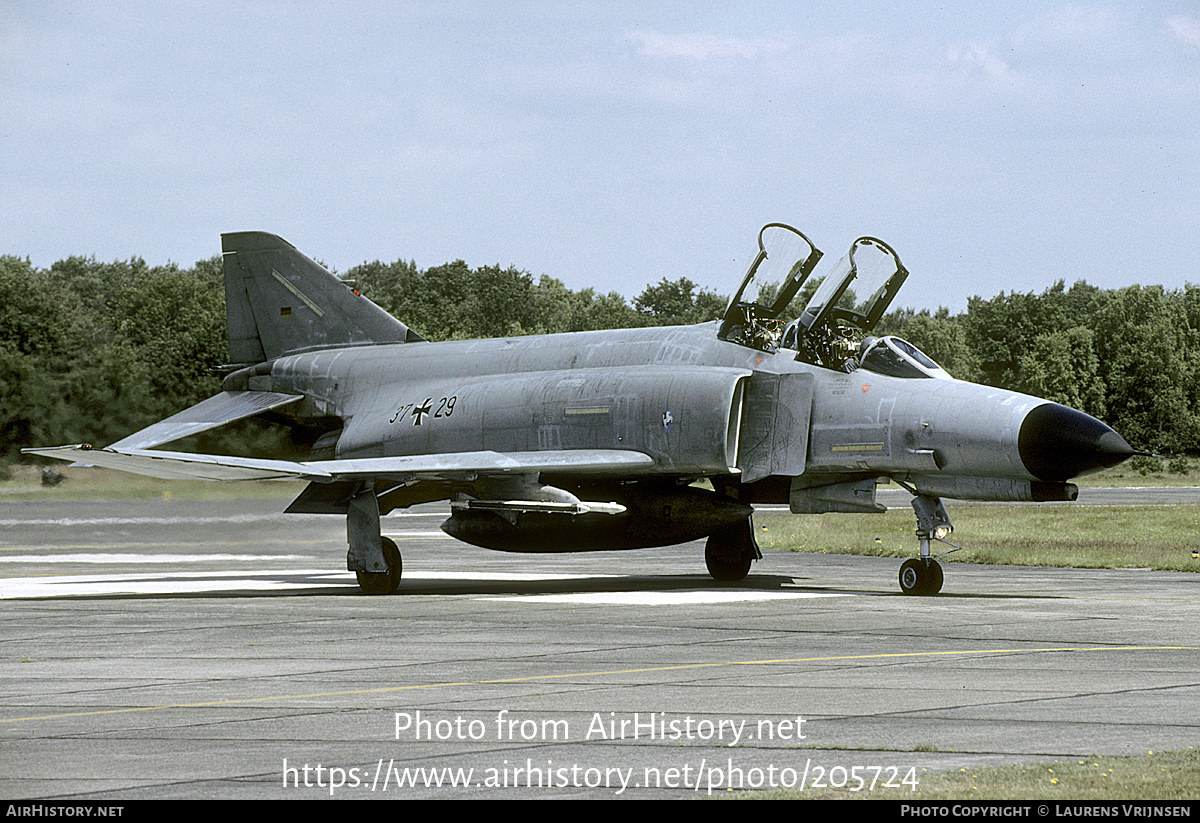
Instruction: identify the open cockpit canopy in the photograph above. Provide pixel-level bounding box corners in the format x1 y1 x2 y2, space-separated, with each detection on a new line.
718 223 822 350
722 225 948 377
794 236 907 337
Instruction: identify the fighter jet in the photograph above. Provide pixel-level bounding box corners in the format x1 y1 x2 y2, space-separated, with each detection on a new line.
26 224 1135 595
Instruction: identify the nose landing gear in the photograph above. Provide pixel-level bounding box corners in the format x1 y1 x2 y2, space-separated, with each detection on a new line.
898 493 958 596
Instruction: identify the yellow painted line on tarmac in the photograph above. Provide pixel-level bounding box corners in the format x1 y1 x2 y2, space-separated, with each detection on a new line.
2 645 1190 725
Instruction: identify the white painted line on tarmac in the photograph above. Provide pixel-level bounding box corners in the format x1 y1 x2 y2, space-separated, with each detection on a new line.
0 569 614 598
0 554 316 563
2 567 817 603
0 570 350 598
0 513 449 527
418 571 617 580
484 590 849 605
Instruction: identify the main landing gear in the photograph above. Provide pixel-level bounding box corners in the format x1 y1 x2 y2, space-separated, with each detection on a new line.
347 483 403 595
898 493 956 596
705 517 762 582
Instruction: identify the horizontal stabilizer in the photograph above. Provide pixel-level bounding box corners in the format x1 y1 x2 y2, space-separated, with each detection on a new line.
107 391 302 451
23 445 657 483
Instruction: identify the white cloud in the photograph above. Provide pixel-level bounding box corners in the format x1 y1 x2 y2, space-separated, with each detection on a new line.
946 41 1011 79
1167 15 1200 47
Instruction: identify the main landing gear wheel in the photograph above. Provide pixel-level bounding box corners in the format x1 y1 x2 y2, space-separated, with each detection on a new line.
356 536 402 595
898 558 943 596
705 520 758 582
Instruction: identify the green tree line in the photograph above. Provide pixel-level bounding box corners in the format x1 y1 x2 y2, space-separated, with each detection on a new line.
2 252 1196 463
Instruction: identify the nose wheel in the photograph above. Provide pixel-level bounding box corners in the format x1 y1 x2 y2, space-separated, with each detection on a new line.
898 557 943 596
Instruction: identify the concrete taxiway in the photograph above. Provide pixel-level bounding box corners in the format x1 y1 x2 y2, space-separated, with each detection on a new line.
1 490 1197 799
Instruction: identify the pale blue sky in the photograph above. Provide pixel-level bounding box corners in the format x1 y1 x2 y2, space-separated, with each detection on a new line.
3 2 1198 312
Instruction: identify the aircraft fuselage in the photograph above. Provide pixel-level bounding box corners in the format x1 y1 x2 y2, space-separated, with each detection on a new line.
238 321 1118 510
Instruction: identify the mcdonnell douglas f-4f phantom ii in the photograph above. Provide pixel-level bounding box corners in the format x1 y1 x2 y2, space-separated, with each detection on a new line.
27 224 1135 595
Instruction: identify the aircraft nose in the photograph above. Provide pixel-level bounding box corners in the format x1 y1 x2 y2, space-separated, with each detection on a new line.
1017 403 1135 481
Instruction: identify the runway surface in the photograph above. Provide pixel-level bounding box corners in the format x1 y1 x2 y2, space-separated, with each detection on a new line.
1 489 1198 799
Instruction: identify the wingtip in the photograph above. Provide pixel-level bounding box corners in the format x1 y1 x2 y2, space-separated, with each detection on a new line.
21 444 90 456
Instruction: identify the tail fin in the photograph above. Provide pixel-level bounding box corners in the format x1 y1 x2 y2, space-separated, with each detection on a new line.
222 231 423 364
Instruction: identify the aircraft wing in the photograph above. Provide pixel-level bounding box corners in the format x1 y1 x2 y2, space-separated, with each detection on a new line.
23 445 657 482
24 445 324 481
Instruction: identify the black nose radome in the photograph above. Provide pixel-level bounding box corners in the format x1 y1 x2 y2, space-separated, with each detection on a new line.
1018 403 1135 482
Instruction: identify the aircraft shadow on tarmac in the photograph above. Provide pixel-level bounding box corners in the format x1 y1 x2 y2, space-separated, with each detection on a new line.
22 569 1064 601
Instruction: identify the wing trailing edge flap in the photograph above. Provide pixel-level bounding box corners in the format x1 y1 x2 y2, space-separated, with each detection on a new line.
23 445 657 484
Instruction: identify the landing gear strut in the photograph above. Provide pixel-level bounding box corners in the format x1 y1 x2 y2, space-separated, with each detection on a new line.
347 483 403 595
705 517 761 582
898 494 953 596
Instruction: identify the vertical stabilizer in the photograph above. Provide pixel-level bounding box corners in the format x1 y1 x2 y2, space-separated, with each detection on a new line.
222 231 423 364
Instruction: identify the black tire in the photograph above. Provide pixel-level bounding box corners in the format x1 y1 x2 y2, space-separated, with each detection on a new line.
356 536 402 594
925 559 943 595
705 521 754 582
898 558 942 596
899 558 924 595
